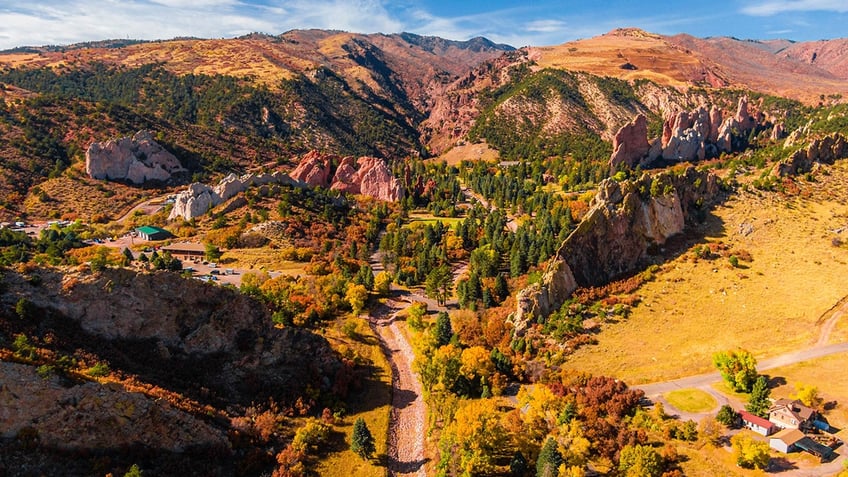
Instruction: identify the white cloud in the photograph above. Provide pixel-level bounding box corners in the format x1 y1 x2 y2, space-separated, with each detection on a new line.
525 20 567 33
742 0 848 16
0 0 404 50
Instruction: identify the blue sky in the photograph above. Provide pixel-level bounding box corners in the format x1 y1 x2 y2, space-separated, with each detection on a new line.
0 0 846 50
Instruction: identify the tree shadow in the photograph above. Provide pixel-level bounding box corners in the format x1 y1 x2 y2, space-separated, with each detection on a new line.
768 457 799 473
765 375 787 388
387 456 430 474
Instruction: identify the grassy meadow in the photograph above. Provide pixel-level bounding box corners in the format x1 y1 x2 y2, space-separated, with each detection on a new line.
563 162 848 384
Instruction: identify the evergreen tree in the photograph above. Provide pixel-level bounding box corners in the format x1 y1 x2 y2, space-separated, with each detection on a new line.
536 437 562 477
745 376 771 418
350 417 375 459
122 247 134 266
434 311 453 347
510 451 528 477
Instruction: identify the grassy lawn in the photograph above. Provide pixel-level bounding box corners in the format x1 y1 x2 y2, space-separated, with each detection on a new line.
406 212 464 230
663 389 718 413
562 165 848 384
315 316 392 477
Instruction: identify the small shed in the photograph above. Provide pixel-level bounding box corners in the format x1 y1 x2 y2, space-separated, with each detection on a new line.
136 226 171 241
740 410 777 436
795 437 835 462
770 428 805 453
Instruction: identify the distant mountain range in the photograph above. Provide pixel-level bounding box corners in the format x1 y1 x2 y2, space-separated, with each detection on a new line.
0 28 846 219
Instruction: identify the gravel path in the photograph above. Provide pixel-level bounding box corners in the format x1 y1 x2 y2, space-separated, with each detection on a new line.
370 301 427 476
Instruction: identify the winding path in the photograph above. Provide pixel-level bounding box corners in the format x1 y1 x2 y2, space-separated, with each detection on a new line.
370 300 427 476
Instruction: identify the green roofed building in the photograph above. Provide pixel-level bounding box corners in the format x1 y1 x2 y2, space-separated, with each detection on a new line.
136 226 171 241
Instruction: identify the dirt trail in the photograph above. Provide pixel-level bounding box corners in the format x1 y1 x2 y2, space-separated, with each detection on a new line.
815 294 848 346
637 295 848 398
370 300 427 476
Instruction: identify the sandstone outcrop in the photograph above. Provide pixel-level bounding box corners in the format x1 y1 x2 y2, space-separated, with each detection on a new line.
168 171 297 220
609 114 650 170
289 150 334 187
610 97 767 170
170 151 404 220
2 267 342 408
513 168 721 333
292 151 404 202
86 131 186 184
330 156 405 202
773 133 848 176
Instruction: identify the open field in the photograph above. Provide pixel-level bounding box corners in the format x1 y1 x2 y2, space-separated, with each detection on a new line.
219 248 309 275
663 389 717 413
431 142 500 166
406 212 464 229
563 162 848 384
315 317 392 477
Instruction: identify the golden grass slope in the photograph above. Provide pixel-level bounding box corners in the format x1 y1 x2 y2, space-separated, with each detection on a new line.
564 162 848 384
529 28 719 89
530 28 848 105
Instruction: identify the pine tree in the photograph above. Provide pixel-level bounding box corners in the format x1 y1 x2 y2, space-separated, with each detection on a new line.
536 437 562 477
350 417 375 459
745 376 771 417
434 312 453 347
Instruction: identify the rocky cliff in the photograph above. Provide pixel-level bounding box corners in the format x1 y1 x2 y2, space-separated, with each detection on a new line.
610 97 770 171
513 167 721 333
86 130 186 184
1 267 342 407
773 133 848 176
289 151 404 202
169 170 298 220
0 267 343 474
170 151 403 220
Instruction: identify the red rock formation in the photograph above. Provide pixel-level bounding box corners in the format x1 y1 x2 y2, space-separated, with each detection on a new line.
609 114 650 171
289 150 335 187
291 151 404 202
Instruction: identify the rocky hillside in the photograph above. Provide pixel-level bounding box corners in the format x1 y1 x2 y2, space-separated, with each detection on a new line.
0 266 344 474
512 167 722 332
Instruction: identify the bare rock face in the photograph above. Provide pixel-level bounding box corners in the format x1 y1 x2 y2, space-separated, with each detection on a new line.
771 122 785 141
773 133 848 176
609 114 650 171
293 152 405 202
3 267 343 407
617 97 761 169
331 156 404 202
289 150 334 187
0 362 228 452
86 131 186 184
169 171 297 220
512 167 720 327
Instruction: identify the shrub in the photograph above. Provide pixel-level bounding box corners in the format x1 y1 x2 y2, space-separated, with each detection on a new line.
716 404 738 427
86 361 110 377
15 297 36 320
